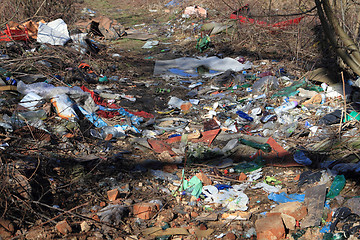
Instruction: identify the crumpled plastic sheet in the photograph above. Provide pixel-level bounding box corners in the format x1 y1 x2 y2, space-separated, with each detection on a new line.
97 204 127 225
37 19 70 46
252 182 281 193
268 192 305 203
202 185 249 211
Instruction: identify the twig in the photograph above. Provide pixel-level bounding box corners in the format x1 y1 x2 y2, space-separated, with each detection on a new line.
33 0 48 17
31 201 124 230
339 71 347 139
208 174 248 184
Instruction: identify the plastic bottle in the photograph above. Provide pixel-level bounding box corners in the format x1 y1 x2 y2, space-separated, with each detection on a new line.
281 122 297 138
274 101 298 115
90 126 126 140
326 175 346 199
17 110 47 121
260 112 277 123
236 110 253 121
238 138 272 152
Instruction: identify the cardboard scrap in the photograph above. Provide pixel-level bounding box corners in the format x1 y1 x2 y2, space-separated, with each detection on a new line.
142 227 189 237
0 86 17 91
123 29 157 40
193 228 214 238
301 184 327 228
147 139 176 155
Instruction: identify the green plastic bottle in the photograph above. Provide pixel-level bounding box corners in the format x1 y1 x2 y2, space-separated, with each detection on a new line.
326 175 346 199
238 138 272 153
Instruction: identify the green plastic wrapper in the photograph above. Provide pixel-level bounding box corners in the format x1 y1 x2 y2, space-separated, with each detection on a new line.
326 175 346 199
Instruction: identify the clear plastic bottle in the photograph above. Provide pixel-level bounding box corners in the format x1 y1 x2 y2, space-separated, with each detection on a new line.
274 101 298 115
90 126 126 139
17 110 47 121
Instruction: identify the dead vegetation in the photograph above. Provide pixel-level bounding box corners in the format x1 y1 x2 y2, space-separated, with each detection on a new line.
1 0 360 239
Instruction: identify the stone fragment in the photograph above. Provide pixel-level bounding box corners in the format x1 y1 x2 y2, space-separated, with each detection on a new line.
225 232 236 240
195 212 218 221
344 197 360 216
80 221 91 232
157 209 174 222
281 213 296 230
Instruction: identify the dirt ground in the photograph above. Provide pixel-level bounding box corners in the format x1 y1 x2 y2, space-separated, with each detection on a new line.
1 0 360 240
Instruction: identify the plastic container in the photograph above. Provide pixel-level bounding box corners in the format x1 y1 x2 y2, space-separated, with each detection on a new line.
51 94 78 121
326 175 346 199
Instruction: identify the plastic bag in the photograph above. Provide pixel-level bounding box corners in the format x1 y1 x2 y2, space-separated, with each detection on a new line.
51 94 78 120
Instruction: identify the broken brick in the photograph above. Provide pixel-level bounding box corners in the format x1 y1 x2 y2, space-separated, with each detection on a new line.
55 220 72 235
270 201 307 221
195 172 212 185
255 213 285 240
133 202 159 220
107 188 120 201
238 172 247 181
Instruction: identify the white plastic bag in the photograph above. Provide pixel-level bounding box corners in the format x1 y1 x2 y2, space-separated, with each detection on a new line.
19 92 44 110
37 19 70 46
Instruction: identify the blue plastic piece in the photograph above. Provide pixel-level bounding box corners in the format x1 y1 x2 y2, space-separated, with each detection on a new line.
268 192 305 203
168 134 181 138
98 105 143 126
236 110 254 121
320 223 331 233
214 184 232 190
293 150 312 166
78 106 108 128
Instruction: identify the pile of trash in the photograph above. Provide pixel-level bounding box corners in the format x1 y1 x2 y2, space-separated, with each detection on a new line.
0 2 360 240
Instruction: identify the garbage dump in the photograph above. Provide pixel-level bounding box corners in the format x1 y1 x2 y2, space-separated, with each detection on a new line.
1 0 360 240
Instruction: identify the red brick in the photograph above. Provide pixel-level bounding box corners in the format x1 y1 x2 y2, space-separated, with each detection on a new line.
225 232 236 240
255 213 285 240
270 201 307 221
107 189 120 202
133 202 159 220
55 220 72 235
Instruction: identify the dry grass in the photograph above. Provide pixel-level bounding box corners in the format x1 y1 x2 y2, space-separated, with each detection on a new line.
0 0 78 26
